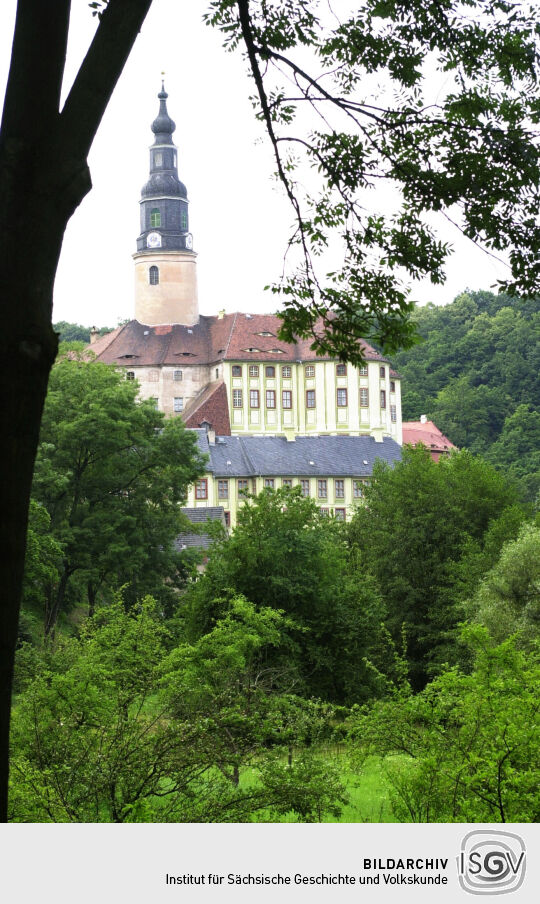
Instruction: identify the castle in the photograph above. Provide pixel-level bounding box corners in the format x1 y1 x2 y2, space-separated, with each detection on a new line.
90 85 403 526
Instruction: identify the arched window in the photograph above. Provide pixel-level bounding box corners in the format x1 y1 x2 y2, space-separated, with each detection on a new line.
150 208 161 227
149 266 159 285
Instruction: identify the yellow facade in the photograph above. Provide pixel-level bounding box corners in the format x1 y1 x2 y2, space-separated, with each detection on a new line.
224 358 402 445
185 473 369 527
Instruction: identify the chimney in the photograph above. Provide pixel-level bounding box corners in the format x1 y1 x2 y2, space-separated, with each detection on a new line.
200 419 215 444
217 309 225 320
420 414 428 424
89 326 99 345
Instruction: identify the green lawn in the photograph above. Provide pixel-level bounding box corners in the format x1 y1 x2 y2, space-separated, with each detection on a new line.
245 751 399 823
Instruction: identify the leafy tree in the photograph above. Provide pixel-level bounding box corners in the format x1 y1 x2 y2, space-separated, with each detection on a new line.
486 405 540 503
471 522 540 646
392 290 540 499
348 447 523 686
348 627 540 823
32 355 205 634
2 0 540 821
185 487 387 703
18 501 63 644
210 2 540 361
10 597 346 823
52 322 112 343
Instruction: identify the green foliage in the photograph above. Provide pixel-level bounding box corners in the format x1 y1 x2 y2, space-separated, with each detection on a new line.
184 487 387 703
348 446 524 686
31 355 205 633
53 321 112 343
348 627 540 822
392 290 540 500
207 3 540 361
19 501 63 644
10 596 346 823
10 598 183 822
471 522 540 645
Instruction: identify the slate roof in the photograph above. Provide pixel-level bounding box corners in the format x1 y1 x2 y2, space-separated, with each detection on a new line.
89 313 390 367
175 506 226 550
191 430 401 478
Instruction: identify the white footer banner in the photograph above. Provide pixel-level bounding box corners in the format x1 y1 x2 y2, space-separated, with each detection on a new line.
1 823 538 902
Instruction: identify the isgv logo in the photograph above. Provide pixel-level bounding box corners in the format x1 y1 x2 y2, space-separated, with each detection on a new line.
458 830 526 895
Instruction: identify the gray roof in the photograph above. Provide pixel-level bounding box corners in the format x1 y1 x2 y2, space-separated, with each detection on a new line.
175 506 226 550
191 430 401 477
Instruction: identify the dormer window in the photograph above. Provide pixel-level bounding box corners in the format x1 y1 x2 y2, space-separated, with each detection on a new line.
150 209 161 228
149 266 159 285
257 331 275 337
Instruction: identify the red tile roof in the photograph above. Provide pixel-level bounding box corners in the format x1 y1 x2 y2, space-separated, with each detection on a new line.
183 381 231 436
90 313 389 367
402 420 457 453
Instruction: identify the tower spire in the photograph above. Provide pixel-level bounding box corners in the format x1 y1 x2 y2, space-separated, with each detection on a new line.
133 85 198 326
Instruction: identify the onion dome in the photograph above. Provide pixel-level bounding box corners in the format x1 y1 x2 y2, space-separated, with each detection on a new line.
151 82 176 144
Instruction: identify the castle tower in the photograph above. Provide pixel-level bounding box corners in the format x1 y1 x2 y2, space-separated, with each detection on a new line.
133 83 198 326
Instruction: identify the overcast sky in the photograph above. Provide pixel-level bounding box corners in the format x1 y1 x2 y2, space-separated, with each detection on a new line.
1 0 510 328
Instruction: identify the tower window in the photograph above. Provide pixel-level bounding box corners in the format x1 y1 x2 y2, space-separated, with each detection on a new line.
181 210 187 230
149 266 159 285
150 208 161 228
154 152 163 167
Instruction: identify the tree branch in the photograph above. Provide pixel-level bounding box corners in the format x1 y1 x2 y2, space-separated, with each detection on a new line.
59 0 153 161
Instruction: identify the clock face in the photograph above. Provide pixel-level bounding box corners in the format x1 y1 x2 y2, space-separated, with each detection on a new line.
185 234 193 250
147 232 162 248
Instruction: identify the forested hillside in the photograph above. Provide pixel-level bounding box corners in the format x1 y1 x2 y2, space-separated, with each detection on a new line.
392 290 540 501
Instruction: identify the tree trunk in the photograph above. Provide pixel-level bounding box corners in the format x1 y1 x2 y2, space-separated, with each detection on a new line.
88 581 97 619
0 0 154 823
44 563 72 639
